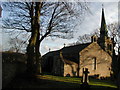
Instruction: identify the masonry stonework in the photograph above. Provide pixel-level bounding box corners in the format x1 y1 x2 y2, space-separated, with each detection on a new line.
79 42 112 78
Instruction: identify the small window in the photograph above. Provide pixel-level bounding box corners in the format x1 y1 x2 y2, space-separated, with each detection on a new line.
107 44 109 50
107 44 112 51
91 35 97 42
94 38 96 42
109 44 112 51
92 57 97 70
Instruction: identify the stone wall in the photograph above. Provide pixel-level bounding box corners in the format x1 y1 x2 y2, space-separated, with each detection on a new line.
64 63 78 77
2 52 27 88
79 42 112 78
2 62 26 88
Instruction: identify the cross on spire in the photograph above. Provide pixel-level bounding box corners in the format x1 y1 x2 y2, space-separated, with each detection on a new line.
102 4 104 9
64 43 66 47
49 48 51 52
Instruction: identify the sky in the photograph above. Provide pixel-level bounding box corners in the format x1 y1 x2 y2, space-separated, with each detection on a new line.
1 1 118 55
40 2 118 55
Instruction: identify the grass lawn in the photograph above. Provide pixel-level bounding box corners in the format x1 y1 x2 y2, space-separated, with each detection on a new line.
4 74 117 89
36 74 117 88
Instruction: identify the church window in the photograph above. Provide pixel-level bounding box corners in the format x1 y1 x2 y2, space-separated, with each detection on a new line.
107 44 112 51
94 38 97 42
92 57 97 70
91 35 98 42
107 44 109 50
109 44 112 51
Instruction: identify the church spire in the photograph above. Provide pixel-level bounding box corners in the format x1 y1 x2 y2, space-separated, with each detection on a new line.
100 5 108 38
98 5 114 56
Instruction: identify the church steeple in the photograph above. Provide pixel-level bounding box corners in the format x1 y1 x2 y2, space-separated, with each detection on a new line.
98 6 113 56
100 6 108 38
98 5 109 51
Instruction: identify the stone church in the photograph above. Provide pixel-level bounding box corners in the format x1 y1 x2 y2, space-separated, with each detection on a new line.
42 8 115 78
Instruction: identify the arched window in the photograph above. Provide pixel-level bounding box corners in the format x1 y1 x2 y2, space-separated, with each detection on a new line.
94 38 97 42
91 35 98 42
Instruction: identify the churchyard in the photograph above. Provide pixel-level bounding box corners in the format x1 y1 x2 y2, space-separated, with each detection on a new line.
3 73 117 89
2 51 118 89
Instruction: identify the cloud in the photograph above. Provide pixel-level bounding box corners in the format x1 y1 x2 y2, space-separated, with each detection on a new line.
1 2 118 55
74 2 118 37
41 2 118 55
41 37 77 55
43 45 49 50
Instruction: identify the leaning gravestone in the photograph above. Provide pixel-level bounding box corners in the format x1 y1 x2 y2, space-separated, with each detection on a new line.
80 68 90 88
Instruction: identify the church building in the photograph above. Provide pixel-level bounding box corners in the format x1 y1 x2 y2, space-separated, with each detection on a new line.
42 7 114 78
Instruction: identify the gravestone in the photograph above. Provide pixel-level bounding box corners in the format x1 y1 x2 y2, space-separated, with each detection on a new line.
80 68 90 88
83 68 89 83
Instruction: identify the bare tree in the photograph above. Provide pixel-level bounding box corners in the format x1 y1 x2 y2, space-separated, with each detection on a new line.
77 34 91 44
2 2 90 74
107 23 120 49
72 23 119 48
8 37 28 53
8 35 29 53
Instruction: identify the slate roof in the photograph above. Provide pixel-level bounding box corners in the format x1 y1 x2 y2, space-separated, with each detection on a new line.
61 43 91 54
42 43 91 63
60 43 91 63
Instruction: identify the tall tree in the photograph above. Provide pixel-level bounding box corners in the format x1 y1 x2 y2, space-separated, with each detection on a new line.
2 2 89 74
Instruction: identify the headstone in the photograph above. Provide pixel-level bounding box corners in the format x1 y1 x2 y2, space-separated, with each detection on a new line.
80 68 90 88
83 68 89 83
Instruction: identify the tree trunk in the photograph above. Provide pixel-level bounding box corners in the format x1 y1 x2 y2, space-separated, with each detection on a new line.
26 2 41 74
35 40 42 74
35 25 42 74
34 2 42 74
26 34 36 74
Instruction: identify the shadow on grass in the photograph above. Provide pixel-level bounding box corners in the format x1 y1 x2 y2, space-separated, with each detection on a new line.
2 73 118 89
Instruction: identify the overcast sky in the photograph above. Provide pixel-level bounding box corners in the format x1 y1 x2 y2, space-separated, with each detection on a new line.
1 1 118 55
